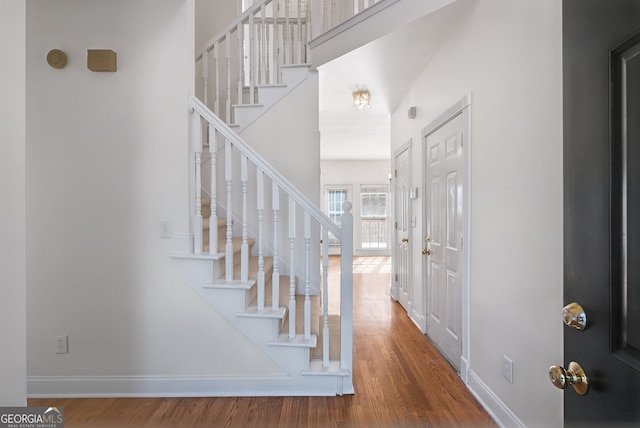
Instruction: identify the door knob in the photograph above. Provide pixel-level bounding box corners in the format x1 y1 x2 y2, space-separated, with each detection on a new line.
402 237 409 243
549 361 588 395
562 302 587 330
422 248 431 255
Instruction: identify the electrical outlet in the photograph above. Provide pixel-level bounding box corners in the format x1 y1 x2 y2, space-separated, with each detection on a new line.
55 335 68 354
160 221 172 239
503 355 513 383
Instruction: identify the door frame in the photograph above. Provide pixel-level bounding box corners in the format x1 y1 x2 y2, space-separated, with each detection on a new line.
422 94 471 382
391 139 412 306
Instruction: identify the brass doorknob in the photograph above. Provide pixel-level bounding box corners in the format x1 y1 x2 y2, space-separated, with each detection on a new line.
549 361 588 395
562 302 587 330
422 248 431 255
402 237 409 243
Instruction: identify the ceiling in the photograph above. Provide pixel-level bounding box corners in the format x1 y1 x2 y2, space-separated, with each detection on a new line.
318 1 470 160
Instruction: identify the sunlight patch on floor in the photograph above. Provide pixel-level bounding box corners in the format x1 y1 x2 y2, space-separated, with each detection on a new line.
353 256 391 274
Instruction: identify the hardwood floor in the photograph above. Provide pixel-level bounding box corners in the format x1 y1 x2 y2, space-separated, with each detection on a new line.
29 256 496 427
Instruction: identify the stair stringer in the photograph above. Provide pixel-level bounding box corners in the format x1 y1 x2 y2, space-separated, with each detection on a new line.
174 256 349 396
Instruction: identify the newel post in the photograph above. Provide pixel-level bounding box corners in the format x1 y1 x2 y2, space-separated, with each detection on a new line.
340 201 353 372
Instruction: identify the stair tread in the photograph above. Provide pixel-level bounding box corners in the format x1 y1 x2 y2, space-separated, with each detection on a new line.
304 360 350 376
257 83 288 89
207 236 255 256
270 332 317 348
238 306 287 319
235 256 273 280
232 103 264 109
202 216 226 229
205 279 255 290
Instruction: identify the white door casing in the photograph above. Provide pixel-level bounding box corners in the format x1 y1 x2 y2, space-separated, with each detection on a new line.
423 97 470 375
393 141 411 312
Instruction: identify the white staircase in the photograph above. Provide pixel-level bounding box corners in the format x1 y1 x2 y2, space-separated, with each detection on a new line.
175 95 354 396
174 0 391 396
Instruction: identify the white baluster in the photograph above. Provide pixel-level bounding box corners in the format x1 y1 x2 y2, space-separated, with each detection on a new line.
296 0 302 64
306 0 312 63
272 10 284 84
322 227 329 367
272 183 280 311
272 2 278 84
304 212 311 339
237 22 244 108
225 140 234 282
285 0 291 65
226 33 231 123
193 112 203 255
248 13 255 105
331 0 336 29
202 50 209 107
357 0 363 16
257 169 265 310
340 201 353 372
240 154 249 283
214 41 220 116
265 4 272 84
260 5 267 86
209 124 218 255
288 197 296 339
322 0 329 33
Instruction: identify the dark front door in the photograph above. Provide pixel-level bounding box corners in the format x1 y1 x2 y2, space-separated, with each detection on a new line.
563 0 640 424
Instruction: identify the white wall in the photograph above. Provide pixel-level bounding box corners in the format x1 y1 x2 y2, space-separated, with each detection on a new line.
321 160 391 256
0 0 27 406
195 0 239 51
390 0 563 426
240 73 322 290
26 0 282 395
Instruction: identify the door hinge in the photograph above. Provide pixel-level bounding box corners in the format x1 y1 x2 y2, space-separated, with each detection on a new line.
394 169 398 177
395 274 398 282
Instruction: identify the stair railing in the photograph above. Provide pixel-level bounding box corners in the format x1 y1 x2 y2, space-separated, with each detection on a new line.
195 0 388 126
318 0 384 33
195 0 311 125
189 95 353 372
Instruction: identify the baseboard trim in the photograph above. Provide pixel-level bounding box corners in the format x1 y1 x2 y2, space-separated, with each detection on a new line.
410 309 426 333
27 374 340 398
466 370 525 428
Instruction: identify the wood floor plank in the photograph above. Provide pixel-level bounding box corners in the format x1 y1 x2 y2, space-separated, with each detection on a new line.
29 256 496 427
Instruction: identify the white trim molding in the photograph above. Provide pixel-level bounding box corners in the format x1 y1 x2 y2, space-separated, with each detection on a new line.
27 374 346 398
467 370 525 428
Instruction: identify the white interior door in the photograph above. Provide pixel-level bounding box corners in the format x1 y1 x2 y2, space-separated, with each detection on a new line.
394 145 411 312
424 112 464 369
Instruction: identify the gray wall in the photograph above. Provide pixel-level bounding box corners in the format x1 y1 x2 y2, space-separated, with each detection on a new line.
26 0 281 395
391 0 563 426
0 0 27 406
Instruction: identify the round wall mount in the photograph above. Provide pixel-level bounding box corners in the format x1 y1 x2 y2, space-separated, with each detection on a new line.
47 49 67 69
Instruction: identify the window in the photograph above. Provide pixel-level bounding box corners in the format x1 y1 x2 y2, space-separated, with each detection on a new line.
325 187 350 246
360 184 389 249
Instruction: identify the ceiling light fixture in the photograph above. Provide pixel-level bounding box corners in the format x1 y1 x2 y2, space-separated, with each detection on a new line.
352 90 371 110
